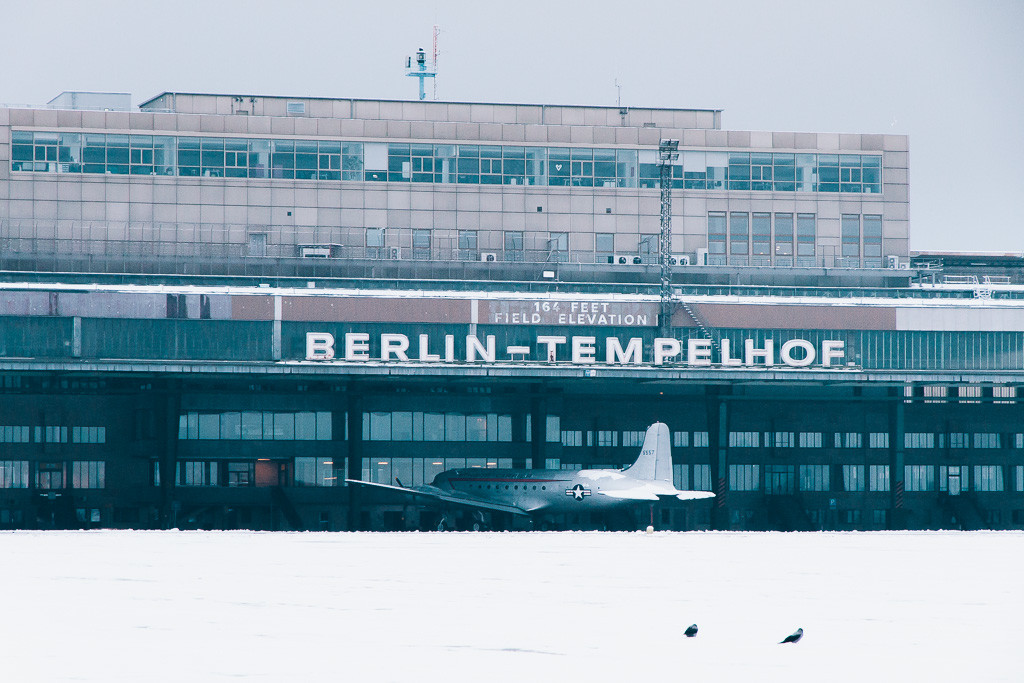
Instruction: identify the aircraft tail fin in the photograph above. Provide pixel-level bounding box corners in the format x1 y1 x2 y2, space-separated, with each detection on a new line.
622 422 672 483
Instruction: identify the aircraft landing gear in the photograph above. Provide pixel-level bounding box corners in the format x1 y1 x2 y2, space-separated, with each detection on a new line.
437 512 455 531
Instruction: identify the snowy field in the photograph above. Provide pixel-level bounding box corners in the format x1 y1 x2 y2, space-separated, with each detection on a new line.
1 531 1021 682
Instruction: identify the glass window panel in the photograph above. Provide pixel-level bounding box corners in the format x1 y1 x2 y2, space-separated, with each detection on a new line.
295 412 316 440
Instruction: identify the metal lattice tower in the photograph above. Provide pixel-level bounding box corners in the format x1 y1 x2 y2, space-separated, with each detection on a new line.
658 139 680 335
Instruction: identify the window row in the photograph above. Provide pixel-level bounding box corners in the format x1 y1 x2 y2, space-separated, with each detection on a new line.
559 430 710 448
178 411 333 441
904 432 1007 449
363 412 514 442
167 457 341 487
730 464 891 493
707 212 820 267
0 461 105 489
364 457 515 488
905 464 1014 492
0 425 105 444
11 131 882 194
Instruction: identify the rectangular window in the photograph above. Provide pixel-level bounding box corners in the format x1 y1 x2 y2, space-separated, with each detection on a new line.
561 430 583 447
294 457 337 487
178 461 218 486
728 431 760 448
597 430 618 447
729 464 760 491
692 464 712 491
0 426 31 443
799 464 830 491
751 212 771 261
545 415 560 443
36 462 64 490
993 386 1016 404
949 432 969 449
843 465 865 492
0 461 29 488
693 432 709 448
71 461 105 488
708 212 727 262
673 431 689 448
45 426 68 443
973 465 1004 492
841 214 861 264
863 215 882 267
905 433 935 449
226 462 254 487
729 212 749 263
622 430 645 448
673 464 690 490
796 214 816 263
869 432 889 449
769 432 794 448
773 213 794 264
869 465 890 492
904 465 935 492
973 433 1001 449
799 432 822 448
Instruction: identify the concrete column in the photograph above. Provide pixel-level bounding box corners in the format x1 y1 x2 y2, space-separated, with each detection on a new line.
158 380 182 529
346 391 364 529
530 396 546 468
705 386 729 530
890 390 905 529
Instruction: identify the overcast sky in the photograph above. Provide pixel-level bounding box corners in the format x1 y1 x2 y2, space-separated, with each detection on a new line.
4 0 1022 252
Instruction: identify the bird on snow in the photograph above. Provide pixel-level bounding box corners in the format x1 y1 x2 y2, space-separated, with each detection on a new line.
684 624 698 638
779 628 803 644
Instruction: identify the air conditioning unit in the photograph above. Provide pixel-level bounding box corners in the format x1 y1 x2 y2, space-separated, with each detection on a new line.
695 248 709 266
897 261 910 270
669 254 691 266
386 246 401 260
480 252 498 262
886 255 900 269
632 256 643 265
299 246 330 258
612 254 629 265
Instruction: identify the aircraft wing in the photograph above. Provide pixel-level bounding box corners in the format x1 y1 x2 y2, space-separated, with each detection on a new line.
345 479 530 516
598 487 716 502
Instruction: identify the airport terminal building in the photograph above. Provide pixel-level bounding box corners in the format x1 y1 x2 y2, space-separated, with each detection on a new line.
1 91 1022 532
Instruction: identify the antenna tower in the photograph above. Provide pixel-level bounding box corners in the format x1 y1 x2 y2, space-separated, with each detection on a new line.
405 30 439 101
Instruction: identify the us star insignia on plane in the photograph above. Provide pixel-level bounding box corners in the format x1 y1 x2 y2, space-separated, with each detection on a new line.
565 484 592 501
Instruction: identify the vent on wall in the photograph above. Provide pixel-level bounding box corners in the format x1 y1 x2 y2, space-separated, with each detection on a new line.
286 101 306 116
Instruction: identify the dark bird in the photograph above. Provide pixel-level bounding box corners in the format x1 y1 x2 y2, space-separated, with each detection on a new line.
779 628 803 644
684 624 698 638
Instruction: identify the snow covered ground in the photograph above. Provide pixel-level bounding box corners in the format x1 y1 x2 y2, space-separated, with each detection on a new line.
1 531 1020 682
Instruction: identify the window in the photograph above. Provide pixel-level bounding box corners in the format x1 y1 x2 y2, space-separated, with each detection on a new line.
226 462 253 487
504 231 524 262
973 465 1004 492
623 431 644 448
1016 466 1024 492
905 433 935 449
796 214 816 264
45 426 68 443
72 461 105 488
751 212 771 263
545 415 560 443
458 230 478 258
693 432 709 448
729 212 749 264
178 461 218 486
597 430 618 447
993 386 1016 404
843 465 865 492
948 433 969 449
835 432 862 449
0 426 31 443
0 461 29 488
863 215 882 267
708 212 727 263
841 214 861 263
973 433 1001 449
799 465 830 491
548 232 569 261
869 432 889 449
673 431 689 448
295 457 338 487
36 462 64 489
673 464 690 490
729 464 760 491
869 465 890 492
799 432 822 448
729 432 760 448
772 432 795 448
774 213 794 265
939 465 968 492
904 465 935 492
692 464 712 491
596 233 615 263
412 229 431 259
561 430 583 447
181 411 331 441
